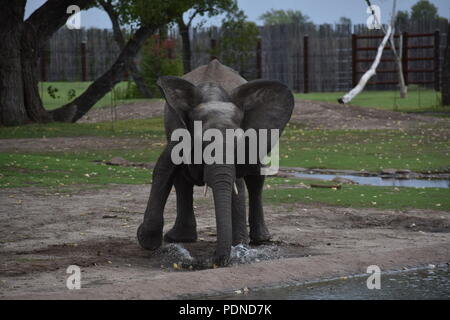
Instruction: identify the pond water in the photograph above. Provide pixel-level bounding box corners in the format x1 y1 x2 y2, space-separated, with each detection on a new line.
292 173 450 189
212 266 450 300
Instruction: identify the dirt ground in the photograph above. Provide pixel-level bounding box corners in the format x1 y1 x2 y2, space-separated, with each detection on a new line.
1 183 450 299
79 99 446 129
1 100 450 299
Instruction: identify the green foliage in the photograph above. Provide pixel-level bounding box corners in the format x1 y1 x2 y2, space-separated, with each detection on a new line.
185 0 237 25
395 10 410 29
220 9 260 78
411 0 439 21
139 35 183 98
338 17 351 25
116 0 201 27
47 86 60 100
67 88 77 101
259 9 311 26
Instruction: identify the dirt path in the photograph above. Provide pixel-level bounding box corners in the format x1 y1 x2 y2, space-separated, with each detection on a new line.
1 184 449 299
0 136 159 153
79 99 446 130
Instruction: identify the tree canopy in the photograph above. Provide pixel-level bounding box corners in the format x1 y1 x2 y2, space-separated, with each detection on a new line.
259 9 311 26
411 0 439 21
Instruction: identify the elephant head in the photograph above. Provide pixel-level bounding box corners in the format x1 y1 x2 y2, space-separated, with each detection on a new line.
151 75 294 265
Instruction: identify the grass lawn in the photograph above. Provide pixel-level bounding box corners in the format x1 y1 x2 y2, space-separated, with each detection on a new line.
280 123 450 172
1 150 448 211
1 87 449 211
1 118 449 173
296 88 449 113
0 117 165 140
0 153 152 188
39 81 155 110
263 179 450 211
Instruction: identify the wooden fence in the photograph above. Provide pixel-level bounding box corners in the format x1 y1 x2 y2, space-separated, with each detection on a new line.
40 28 120 82
40 18 448 93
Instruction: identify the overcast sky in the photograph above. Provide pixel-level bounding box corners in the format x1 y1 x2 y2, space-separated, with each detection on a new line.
25 0 450 29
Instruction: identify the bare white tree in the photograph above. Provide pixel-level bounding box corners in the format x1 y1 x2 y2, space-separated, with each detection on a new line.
339 0 407 104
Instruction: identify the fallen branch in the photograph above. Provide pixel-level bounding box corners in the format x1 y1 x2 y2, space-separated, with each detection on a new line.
310 184 342 190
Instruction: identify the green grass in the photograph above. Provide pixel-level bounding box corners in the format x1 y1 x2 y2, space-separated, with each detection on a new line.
0 153 153 188
0 117 165 139
296 89 449 113
263 179 450 211
39 81 155 110
1 119 449 173
279 124 450 172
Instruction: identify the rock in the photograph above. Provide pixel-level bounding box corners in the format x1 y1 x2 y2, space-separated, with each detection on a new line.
396 169 412 174
332 177 358 185
107 157 129 166
381 168 397 175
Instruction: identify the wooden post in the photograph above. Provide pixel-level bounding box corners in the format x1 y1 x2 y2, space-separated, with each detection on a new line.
210 39 217 61
256 38 262 79
80 41 87 81
434 30 440 91
402 32 409 86
352 34 358 88
303 35 309 94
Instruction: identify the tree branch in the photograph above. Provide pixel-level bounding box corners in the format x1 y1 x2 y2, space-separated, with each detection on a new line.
50 24 156 122
99 0 126 48
25 0 94 45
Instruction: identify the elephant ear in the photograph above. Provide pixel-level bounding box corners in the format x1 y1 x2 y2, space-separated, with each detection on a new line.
157 76 202 128
231 80 294 157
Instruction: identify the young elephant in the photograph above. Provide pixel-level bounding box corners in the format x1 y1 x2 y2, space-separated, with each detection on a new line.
137 60 294 266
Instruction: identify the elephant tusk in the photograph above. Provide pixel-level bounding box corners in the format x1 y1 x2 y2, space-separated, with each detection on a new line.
204 184 208 197
233 183 239 195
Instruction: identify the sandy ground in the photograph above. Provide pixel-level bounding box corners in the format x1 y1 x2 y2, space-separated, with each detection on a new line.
1 183 449 299
1 100 450 299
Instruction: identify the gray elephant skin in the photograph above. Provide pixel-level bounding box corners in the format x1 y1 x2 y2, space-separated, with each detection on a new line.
137 60 294 266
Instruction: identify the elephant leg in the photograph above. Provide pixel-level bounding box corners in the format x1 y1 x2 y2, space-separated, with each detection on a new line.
244 174 271 244
137 146 176 250
164 174 197 243
232 178 249 245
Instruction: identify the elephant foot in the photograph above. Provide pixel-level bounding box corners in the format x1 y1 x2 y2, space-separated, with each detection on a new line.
164 226 197 243
213 252 231 267
232 232 249 246
137 224 162 250
249 226 271 245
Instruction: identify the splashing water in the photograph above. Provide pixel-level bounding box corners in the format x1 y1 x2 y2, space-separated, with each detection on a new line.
160 243 281 269
230 244 281 265
162 243 194 264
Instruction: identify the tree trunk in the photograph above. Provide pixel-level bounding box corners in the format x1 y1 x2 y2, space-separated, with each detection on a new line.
0 0 94 126
0 0 28 126
21 23 51 123
100 0 153 98
50 25 155 123
178 19 192 74
442 23 450 106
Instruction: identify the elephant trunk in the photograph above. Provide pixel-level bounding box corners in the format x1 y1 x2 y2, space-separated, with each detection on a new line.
204 164 235 266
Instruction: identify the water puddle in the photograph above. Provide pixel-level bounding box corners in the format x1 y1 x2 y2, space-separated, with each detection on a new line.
160 244 282 270
292 172 450 189
208 266 450 300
